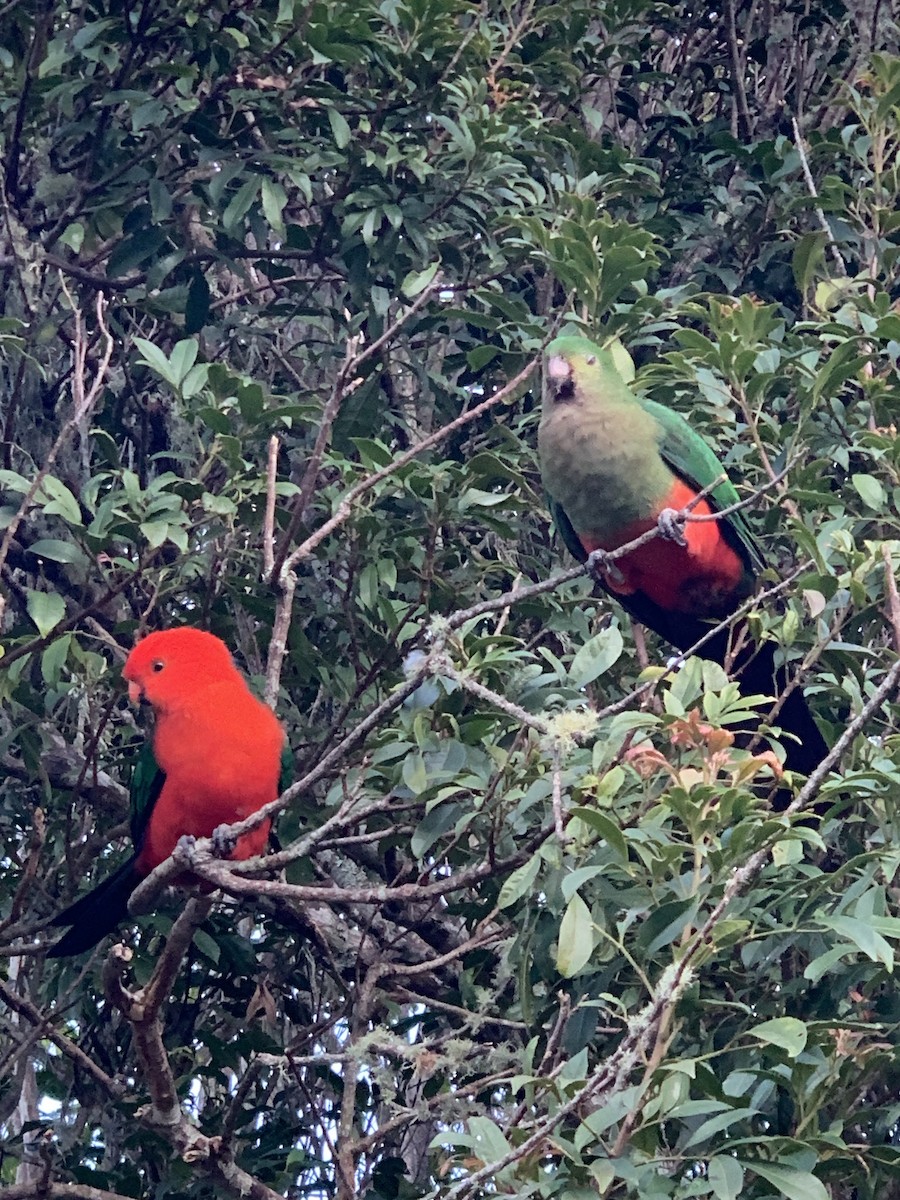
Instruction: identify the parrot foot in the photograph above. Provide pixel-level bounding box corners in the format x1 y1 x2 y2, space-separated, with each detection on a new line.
657 507 688 546
175 834 198 866
211 823 238 859
586 549 626 588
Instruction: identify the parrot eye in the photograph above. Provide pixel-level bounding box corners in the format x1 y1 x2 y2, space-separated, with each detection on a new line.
585 354 596 365
151 660 165 672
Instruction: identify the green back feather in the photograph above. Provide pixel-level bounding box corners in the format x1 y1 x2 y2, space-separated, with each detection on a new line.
278 742 294 794
640 397 763 574
129 741 166 849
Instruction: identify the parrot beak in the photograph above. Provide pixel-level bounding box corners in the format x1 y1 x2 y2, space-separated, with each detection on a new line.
544 354 574 404
546 354 571 382
127 681 143 705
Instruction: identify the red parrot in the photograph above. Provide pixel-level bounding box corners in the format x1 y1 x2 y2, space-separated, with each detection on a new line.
539 335 827 779
49 627 287 957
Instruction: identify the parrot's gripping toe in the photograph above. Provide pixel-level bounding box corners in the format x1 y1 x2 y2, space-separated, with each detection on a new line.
175 834 198 865
656 507 688 546
586 549 626 588
212 823 238 859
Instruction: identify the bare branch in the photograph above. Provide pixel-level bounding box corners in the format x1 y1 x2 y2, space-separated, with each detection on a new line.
792 115 849 278
262 434 279 582
2 1184 140 1200
882 543 900 654
280 354 539 578
272 274 445 579
0 979 121 1097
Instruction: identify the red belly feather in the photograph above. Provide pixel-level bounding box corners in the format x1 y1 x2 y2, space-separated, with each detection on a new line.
578 478 744 616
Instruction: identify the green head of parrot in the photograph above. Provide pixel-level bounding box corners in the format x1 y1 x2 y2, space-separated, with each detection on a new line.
543 335 633 414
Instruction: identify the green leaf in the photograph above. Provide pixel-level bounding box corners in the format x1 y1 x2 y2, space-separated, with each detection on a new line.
791 231 826 295
741 1161 828 1200
466 344 498 371
608 339 635 383
821 915 894 969
636 897 698 954
497 853 541 909
467 1115 511 1163
402 752 428 795
410 801 461 860
181 363 210 399
27 538 88 565
140 520 170 548
709 1154 744 1200
26 589 65 637
327 106 351 149
261 177 287 236
852 473 886 510
682 1106 755 1149
748 1017 808 1057
401 262 439 298
169 338 198 383
223 178 260 234
40 476 82 525
556 892 594 977
569 626 624 687
41 633 71 684
134 337 177 384
561 865 607 903
192 928 221 964
568 808 628 862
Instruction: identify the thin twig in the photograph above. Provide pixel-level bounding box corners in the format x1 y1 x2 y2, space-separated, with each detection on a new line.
551 744 566 843
724 0 751 138
881 544 900 654
271 274 445 580
1 1185 139 1200
792 115 849 278
682 456 801 524
0 976 122 1096
280 354 539 579
441 663 551 735
262 435 279 581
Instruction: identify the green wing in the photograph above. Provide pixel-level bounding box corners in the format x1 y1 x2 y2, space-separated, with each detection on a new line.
278 742 294 794
547 492 589 563
640 397 765 575
129 741 166 850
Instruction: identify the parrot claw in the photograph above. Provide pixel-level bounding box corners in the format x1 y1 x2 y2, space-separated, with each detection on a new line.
657 507 688 546
211 823 238 859
586 549 626 587
175 834 198 866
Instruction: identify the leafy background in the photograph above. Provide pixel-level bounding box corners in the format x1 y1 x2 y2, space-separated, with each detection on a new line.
2 2 900 1199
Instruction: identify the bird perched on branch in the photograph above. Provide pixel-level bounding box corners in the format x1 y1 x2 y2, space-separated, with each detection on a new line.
538 334 827 780
49 627 287 957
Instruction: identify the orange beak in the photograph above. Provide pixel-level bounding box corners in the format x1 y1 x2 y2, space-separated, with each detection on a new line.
127 681 143 705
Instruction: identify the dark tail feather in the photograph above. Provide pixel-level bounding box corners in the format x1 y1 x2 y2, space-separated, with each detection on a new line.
737 641 829 777
592 586 829 802
711 635 829 814
47 855 141 957
634 608 829 791
744 652 830 772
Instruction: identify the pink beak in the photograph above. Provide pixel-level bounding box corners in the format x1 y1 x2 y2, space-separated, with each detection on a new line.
546 355 571 382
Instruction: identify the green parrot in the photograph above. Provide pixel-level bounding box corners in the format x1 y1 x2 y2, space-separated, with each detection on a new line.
539 334 827 778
